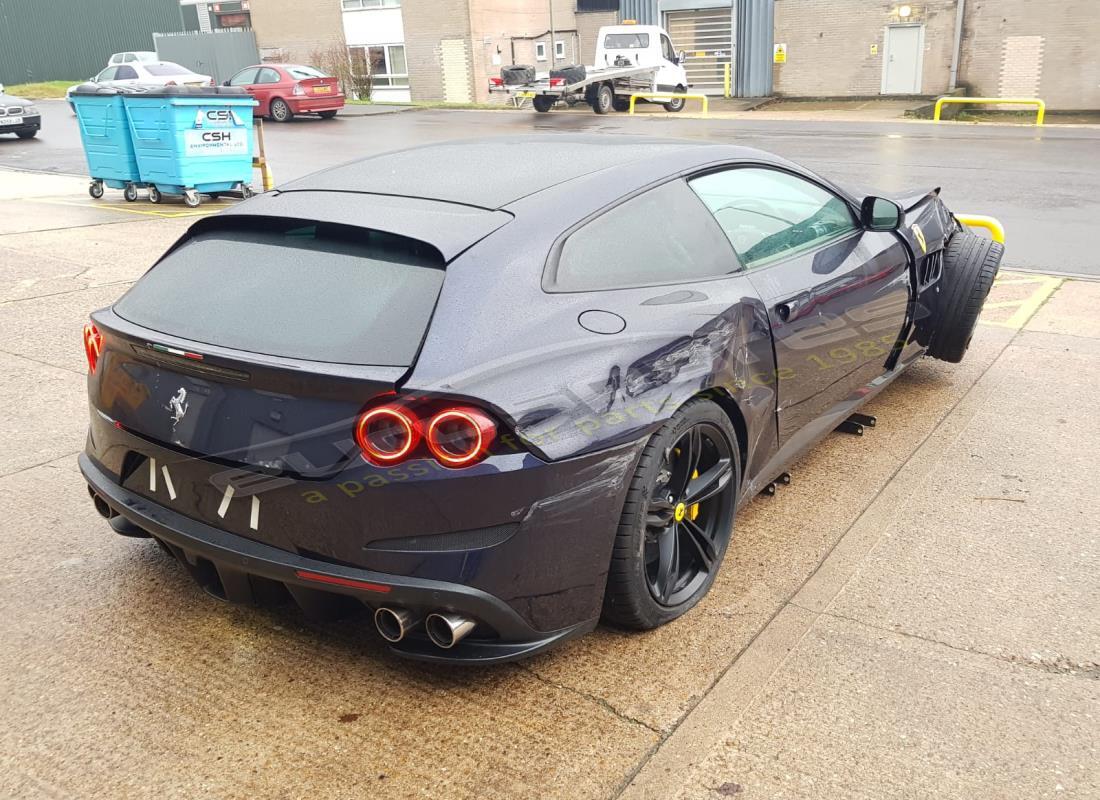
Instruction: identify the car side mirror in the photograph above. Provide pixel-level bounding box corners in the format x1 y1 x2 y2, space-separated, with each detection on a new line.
677 50 686 64
861 196 902 231
222 80 231 86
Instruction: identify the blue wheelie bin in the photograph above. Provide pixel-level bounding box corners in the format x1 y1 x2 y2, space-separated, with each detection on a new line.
70 83 145 202
122 86 258 207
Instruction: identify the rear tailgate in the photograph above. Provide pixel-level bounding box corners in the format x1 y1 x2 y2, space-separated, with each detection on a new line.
299 76 341 97
95 216 447 476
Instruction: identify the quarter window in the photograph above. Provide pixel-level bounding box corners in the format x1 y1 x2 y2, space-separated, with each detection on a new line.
688 168 857 268
549 180 738 292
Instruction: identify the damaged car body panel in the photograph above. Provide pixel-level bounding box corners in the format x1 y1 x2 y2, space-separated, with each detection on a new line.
79 136 1003 663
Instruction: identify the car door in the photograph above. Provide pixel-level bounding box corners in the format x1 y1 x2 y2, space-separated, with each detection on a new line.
687 166 910 446
228 66 260 100
94 66 119 87
113 64 139 88
657 33 684 90
251 67 283 116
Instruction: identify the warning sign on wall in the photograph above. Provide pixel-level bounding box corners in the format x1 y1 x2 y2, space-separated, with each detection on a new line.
773 43 787 64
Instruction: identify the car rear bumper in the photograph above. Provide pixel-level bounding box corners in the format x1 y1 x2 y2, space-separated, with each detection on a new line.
80 452 597 663
288 96 345 113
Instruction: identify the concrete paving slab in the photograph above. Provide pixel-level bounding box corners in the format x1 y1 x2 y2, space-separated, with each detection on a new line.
0 353 86 477
1025 279 1100 339
825 343 1100 672
0 463 659 800
0 283 132 374
649 615 1099 800
0 215 187 274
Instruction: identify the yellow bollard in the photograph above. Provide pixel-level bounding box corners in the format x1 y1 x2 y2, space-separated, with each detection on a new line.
955 214 1005 244
933 96 1045 126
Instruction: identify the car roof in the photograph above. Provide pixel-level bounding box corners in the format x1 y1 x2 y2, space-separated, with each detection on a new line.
280 135 772 210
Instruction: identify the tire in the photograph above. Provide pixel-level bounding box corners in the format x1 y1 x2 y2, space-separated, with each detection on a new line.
613 98 631 112
148 186 162 204
270 98 293 122
927 230 1004 363
88 181 104 199
16 130 37 139
591 83 614 115
123 184 138 202
663 87 687 112
602 398 740 629
532 95 555 113
183 189 200 208
318 110 337 119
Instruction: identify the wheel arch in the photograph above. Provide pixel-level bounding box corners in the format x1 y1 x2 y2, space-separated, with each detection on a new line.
691 385 749 488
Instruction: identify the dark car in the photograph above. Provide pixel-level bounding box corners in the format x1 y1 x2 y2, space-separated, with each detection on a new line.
79 136 1003 663
0 89 41 139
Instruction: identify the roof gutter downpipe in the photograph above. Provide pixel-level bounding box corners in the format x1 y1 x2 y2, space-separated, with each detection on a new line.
948 0 966 91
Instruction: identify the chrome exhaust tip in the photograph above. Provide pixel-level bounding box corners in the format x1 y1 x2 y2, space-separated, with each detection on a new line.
425 612 476 649
374 607 420 643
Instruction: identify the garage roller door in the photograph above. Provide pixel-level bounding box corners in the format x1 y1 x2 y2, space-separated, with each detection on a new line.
665 8 733 95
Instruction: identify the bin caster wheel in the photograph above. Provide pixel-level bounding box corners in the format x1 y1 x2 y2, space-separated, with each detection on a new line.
123 184 138 202
148 186 162 204
183 189 200 208
241 184 256 199
88 181 104 199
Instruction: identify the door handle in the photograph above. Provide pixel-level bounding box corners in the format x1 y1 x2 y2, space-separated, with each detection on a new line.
774 303 792 322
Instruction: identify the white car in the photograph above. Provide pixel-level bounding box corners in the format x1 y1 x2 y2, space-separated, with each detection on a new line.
66 61 213 106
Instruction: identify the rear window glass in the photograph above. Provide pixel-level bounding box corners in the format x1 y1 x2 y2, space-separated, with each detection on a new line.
547 180 738 292
144 63 192 76
114 221 445 366
287 65 328 79
604 33 650 48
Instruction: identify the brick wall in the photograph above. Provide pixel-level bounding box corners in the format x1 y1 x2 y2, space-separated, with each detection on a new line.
958 0 1100 110
401 0 472 102
576 10 619 65
772 0 957 97
249 0 347 66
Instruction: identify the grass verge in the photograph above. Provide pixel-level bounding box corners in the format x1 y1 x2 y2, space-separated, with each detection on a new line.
2 81 77 99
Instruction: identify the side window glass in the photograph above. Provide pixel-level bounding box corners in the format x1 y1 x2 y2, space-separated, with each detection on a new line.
230 68 259 86
662 36 676 62
550 180 738 292
116 66 138 80
688 168 857 269
97 67 118 82
257 67 281 84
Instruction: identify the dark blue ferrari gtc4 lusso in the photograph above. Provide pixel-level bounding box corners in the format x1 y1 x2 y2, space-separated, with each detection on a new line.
80 136 1003 663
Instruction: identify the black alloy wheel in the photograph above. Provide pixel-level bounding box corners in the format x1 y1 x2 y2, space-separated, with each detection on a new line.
603 398 739 628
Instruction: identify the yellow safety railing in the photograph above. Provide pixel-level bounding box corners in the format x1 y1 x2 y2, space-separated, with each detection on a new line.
723 63 731 98
956 214 1005 244
933 96 1045 126
629 92 708 115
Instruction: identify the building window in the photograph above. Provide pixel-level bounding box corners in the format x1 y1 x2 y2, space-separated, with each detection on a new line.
342 0 400 9
349 44 409 87
535 42 547 61
555 40 565 59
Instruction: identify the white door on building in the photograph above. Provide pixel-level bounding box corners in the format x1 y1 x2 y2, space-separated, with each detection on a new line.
665 8 733 96
882 24 923 94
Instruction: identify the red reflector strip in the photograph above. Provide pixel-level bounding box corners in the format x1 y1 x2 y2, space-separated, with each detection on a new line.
294 569 391 593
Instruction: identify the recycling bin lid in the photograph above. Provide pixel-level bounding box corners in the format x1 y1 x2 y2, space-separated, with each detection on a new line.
70 83 121 95
128 85 249 97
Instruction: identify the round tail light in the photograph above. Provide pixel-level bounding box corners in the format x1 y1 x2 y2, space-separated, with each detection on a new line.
426 408 496 467
355 406 419 464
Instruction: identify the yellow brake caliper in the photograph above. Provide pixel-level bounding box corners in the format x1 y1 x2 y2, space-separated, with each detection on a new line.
690 469 700 520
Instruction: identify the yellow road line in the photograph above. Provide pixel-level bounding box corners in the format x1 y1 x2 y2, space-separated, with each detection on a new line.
980 271 1062 330
29 197 231 219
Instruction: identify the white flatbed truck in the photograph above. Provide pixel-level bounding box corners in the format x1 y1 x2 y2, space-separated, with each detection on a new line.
489 24 690 115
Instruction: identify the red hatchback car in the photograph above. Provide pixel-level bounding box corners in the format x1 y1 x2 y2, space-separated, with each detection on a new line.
225 64 344 122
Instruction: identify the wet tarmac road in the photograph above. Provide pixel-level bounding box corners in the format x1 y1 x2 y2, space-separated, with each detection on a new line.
1 99 1098 276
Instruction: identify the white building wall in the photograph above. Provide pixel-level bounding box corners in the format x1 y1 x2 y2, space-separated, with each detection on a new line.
342 7 410 101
